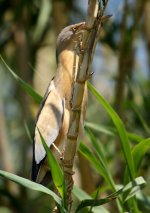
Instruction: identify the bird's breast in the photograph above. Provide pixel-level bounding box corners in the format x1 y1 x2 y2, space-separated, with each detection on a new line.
55 49 79 108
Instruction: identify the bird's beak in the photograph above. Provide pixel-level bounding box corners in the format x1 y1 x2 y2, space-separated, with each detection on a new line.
76 22 86 32
77 22 93 33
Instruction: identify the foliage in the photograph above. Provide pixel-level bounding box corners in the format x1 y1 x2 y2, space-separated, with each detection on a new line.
0 0 150 212
0 60 149 212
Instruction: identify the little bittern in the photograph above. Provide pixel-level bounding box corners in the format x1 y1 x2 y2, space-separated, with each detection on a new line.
32 22 87 184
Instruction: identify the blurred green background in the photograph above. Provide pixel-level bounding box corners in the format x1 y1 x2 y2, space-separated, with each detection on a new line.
0 0 150 212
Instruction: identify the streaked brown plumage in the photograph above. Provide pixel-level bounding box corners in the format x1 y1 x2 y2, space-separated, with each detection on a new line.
32 22 87 184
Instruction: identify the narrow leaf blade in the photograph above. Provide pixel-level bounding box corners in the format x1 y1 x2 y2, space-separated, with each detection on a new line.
0 55 42 104
38 129 66 202
88 82 135 180
0 170 61 205
132 138 150 173
75 177 146 212
73 186 110 213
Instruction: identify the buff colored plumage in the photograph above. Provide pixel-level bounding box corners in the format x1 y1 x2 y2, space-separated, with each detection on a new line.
32 22 87 184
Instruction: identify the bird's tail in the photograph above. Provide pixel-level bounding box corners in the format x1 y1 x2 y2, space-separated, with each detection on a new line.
31 159 40 182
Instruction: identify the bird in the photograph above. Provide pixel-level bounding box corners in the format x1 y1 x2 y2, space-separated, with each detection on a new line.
32 22 87 185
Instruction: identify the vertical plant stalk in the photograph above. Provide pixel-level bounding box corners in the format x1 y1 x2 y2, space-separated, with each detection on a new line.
62 0 109 210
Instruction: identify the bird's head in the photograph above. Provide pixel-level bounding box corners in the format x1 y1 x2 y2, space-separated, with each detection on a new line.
56 22 85 60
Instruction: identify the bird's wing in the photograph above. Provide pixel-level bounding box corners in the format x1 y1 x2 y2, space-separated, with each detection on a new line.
33 80 65 165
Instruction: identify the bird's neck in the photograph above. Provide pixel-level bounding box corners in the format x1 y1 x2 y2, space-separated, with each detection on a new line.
58 49 78 73
53 49 79 108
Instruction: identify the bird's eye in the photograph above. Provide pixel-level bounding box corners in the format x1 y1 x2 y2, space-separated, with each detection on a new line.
72 27 77 32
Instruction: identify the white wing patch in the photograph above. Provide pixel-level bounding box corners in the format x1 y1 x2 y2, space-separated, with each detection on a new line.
34 84 64 164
